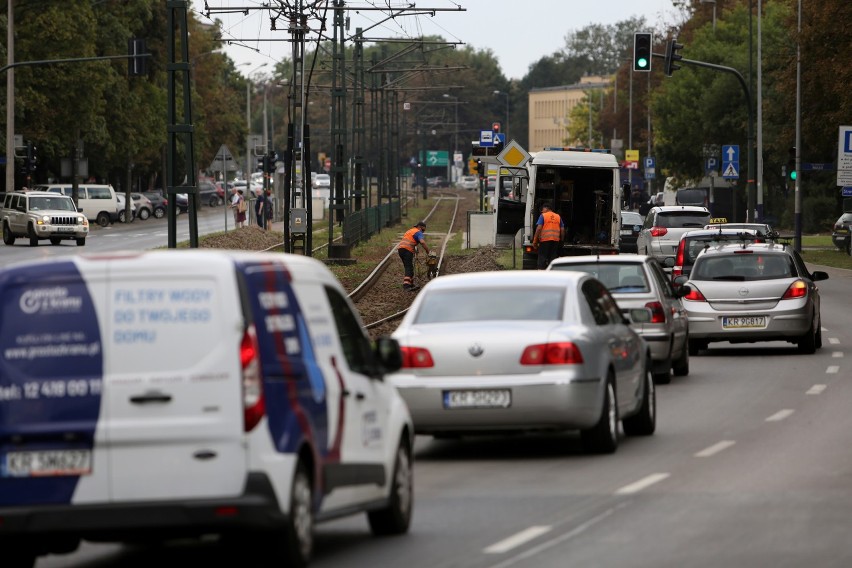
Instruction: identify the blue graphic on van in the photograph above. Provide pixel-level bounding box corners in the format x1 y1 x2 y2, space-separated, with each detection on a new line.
0 260 103 506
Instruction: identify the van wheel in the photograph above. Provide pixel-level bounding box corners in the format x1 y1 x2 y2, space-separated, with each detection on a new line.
96 212 110 227
28 225 38 247
581 374 618 454
2 223 15 245
76 237 86 246
623 362 656 436
368 439 413 536
279 460 313 568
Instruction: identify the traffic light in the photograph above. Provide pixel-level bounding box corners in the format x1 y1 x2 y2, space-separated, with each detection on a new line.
492 122 501 134
633 32 652 72
26 143 37 173
664 37 684 76
787 147 797 181
266 151 277 174
257 155 266 172
477 159 485 180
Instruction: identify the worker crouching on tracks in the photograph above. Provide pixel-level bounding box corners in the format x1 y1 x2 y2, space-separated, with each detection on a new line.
398 221 431 291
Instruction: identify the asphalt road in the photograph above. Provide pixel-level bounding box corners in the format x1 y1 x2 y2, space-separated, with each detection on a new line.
29 266 852 567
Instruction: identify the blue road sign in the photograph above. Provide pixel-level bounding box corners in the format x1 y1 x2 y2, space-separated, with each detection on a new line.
801 162 835 171
842 187 852 197
494 133 506 145
706 157 719 173
480 130 494 148
644 157 656 180
722 144 739 179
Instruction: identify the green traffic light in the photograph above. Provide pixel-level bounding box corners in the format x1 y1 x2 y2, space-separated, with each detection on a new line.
790 170 797 181
637 57 648 69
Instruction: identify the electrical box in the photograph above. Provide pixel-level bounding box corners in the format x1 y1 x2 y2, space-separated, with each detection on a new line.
290 208 308 234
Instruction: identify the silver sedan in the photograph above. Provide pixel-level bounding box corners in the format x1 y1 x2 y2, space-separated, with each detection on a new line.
388 271 655 454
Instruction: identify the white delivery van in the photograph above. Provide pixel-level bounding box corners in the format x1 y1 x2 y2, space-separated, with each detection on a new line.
34 183 120 227
0 250 413 568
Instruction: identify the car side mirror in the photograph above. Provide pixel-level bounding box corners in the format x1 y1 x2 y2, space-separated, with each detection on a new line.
672 275 690 287
662 257 675 268
374 336 402 374
811 271 829 282
674 284 692 297
627 307 653 324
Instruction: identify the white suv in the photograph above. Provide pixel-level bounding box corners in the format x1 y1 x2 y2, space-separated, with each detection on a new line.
637 206 711 267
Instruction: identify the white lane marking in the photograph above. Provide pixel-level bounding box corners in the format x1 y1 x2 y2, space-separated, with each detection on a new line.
829 337 840 345
807 384 828 395
614 473 670 495
833 352 844 358
694 440 736 458
484 526 552 554
485 505 624 568
826 366 840 374
766 409 795 422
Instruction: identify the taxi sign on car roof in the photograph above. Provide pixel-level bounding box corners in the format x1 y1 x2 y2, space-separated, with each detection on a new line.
709 217 728 224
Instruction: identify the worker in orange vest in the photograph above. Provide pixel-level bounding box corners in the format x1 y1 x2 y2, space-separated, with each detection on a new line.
531 203 565 269
397 221 430 290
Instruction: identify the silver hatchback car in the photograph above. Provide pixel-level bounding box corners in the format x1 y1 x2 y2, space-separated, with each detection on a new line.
549 255 691 384
674 242 828 354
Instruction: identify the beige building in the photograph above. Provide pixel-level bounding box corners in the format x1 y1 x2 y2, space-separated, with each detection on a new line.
528 75 612 152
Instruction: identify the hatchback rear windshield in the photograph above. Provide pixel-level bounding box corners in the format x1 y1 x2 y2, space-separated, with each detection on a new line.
692 253 796 281
549 263 649 293
657 211 710 228
414 288 565 323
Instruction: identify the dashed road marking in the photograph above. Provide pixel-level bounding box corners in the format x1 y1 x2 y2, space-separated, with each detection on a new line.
833 352 844 358
484 526 552 554
614 473 670 495
826 366 840 374
766 409 795 422
695 440 736 458
829 338 840 345
807 384 827 395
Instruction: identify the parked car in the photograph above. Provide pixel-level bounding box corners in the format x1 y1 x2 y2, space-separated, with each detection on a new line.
129 192 154 220
426 176 449 188
548 255 691 384
115 192 137 223
312 173 331 202
831 212 852 250
637 205 711 268
619 210 644 253
0 250 413 567
673 242 828 355
141 191 168 218
388 270 656 454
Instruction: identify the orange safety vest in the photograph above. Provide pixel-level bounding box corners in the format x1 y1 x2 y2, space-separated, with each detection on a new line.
540 211 562 242
398 227 423 252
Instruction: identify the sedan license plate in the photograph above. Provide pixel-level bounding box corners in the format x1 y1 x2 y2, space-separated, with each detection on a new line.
620 229 633 236
443 389 511 409
2 449 92 477
722 316 767 329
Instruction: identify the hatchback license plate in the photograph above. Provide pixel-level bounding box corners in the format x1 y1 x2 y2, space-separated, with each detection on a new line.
722 316 767 329
443 389 511 409
2 449 92 477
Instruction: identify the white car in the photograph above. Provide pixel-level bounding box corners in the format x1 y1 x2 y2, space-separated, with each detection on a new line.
0 251 414 566
458 175 478 191
637 205 711 267
115 192 137 223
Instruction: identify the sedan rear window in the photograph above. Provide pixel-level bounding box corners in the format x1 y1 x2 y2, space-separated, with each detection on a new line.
692 254 795 281
414 288 565 324
549 263 649 293
657 212 710 229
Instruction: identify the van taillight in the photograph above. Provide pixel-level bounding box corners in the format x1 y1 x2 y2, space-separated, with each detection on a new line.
401 346 434 368
644 301 667 324
782 280 808 300
673 240 686 278
650 226 667 237
240 325 265 432
520 342 584 365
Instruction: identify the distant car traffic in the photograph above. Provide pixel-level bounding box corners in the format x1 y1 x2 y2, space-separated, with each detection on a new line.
703 221 774 236
388 270 656 454
637 206 711 268
548 255 691 384
619 210 644 253
674 242 828 355
458 175 478 191
426 176 449 188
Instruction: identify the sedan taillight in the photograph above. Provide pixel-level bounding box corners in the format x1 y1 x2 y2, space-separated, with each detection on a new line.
520 342 584 365
650 226 668 237
782 280 808 300
401 346 434 368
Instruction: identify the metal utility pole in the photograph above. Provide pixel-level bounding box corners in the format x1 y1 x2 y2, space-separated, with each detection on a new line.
794 0 802 251
6 0 14 194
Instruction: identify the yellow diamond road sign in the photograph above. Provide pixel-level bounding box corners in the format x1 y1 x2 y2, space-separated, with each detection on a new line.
496 139 531 168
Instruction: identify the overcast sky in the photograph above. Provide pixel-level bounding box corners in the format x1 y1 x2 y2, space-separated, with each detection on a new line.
192 1 681 80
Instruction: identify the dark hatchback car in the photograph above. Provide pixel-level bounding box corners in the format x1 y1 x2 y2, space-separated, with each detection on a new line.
831 212 852 251
620 210 644 253
672 228 767 287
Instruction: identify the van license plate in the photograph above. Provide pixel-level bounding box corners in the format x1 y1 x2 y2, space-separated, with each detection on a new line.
722 316 767 329
2 450 92 477
443 389 511 409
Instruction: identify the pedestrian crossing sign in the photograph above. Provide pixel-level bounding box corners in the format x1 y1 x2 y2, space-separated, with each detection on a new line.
722 162 739 179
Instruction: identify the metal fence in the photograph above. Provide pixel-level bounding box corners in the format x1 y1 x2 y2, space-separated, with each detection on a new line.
341 200 401 247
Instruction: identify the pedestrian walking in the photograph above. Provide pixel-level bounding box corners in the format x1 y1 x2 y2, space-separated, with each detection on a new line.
230 187 247 228
254 188 266 228
531 203 564 269
397 221 430 291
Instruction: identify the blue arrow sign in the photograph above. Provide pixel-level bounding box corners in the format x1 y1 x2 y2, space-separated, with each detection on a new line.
722 144 739 180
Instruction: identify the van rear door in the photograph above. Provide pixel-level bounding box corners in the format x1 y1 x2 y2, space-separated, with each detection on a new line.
0 259 111 506
99 255 247 501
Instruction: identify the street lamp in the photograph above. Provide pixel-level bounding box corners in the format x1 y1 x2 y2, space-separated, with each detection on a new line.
493 90 510 141
442 94 459 182
700 0 717 32
242 62 268 180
